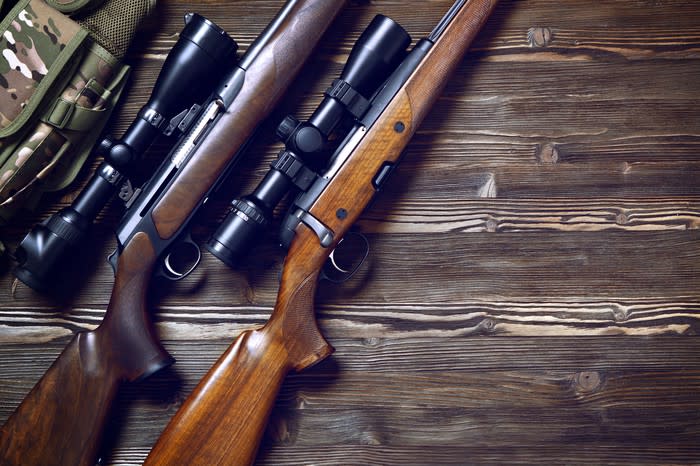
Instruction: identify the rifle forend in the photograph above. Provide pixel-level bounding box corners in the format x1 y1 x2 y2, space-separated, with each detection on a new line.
144 1 498 465
0 1 345 465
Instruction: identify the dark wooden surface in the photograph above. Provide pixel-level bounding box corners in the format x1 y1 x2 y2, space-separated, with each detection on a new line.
2 0 700 464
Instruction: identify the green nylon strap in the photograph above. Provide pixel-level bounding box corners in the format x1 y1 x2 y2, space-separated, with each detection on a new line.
43 82 112 132
41 57 130 192
45 99 97 131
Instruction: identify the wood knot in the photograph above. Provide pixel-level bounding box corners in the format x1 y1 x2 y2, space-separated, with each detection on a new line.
574 371 603 392
537 143 559 164
360 430 383 446
10 278 18 298
615 212 628 225
480 318 496 332
485 218 498 232
612 307 628 322
244 285 256 304
363 337 381 347
478 173 497 198
528 27 553 47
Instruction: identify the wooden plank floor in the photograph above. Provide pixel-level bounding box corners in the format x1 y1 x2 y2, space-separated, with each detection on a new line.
2 0 700 464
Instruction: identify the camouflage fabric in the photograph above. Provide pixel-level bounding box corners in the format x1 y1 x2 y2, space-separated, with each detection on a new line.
0 0 88 221
0 0 82 133
0 121 66 221
0 0 150 250
0 38 128 219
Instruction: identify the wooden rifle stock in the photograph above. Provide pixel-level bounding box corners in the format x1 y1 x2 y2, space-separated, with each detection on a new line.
0 0 344 464
0 233 170 466
145 226 330 466
145 0 498 464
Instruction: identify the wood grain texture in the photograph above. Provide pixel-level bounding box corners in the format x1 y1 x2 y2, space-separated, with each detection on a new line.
1 0 700 464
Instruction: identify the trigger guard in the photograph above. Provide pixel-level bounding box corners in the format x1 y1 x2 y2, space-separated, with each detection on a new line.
321 231 369 284
329 248 352 274
161 241 202 281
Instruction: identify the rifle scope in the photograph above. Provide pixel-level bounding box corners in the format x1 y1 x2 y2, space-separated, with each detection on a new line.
14 14 238 292
207 15 411 268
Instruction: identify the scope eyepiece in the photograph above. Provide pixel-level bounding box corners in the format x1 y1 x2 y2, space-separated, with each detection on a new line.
14 207 89 292
207 15 412 268
206 198 269 268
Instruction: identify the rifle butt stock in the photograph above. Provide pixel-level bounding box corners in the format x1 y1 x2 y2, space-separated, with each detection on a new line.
144 329 291 466
0 333 121 466
0 232 172 466
146 228 332 466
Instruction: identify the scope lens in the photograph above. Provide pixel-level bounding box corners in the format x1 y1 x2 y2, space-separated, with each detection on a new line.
181 13 239 65
147 14 238 122
121 14 240 166
309 15 411 135
341 15 411 96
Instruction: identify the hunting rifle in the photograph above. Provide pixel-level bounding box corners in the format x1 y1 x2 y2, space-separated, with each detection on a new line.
144 0 498 464
0 1 344 464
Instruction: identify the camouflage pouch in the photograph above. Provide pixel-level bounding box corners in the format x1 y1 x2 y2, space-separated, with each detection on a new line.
0 0 154 237
43 0 107 14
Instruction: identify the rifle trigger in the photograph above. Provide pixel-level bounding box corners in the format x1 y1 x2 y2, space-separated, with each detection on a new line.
160 235 202 281
321 231 369 283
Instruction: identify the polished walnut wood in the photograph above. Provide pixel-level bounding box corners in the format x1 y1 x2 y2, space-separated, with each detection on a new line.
0 232 170 466
144 226 333 465
1 0 700 464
